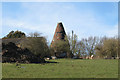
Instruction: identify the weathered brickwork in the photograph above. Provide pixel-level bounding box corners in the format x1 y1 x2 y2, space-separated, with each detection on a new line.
51 22 66 47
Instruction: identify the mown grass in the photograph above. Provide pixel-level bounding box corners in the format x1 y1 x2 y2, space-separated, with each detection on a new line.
2 59 118 78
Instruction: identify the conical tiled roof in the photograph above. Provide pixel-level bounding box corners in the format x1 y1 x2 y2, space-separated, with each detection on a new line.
51 22 66 47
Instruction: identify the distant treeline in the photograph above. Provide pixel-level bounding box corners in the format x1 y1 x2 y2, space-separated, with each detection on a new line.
2 30 119 63
52 32 118 59
67 34 118 59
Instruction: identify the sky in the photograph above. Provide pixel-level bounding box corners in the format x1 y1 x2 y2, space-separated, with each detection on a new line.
2 2 118 43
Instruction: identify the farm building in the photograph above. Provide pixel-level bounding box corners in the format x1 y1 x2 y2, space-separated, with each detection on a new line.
51 22 66 46
50 22 71 58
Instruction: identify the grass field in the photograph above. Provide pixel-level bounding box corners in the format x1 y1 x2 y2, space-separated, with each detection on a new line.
2 59 118 78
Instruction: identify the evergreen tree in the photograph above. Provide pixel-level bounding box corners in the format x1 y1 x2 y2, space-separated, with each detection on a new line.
3 30 26 39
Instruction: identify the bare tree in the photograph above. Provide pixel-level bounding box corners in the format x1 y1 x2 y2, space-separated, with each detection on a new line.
28 32 41 37
77 36 99 57
67 31 78 56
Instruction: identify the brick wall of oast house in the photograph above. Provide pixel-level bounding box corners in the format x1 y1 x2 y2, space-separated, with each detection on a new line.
51 22 66 48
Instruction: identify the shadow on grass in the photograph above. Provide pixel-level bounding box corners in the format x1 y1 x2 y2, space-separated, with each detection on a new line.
45 61 58 63
26 60 59 64
2 60 59 64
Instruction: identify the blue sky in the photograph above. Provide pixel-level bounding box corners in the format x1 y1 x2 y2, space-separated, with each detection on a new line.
2 2 118 43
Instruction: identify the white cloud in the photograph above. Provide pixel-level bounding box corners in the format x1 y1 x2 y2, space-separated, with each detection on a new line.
2 2 118 42
3 17 55 38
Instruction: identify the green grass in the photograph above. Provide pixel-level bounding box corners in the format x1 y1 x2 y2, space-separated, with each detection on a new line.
2 59 118 78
